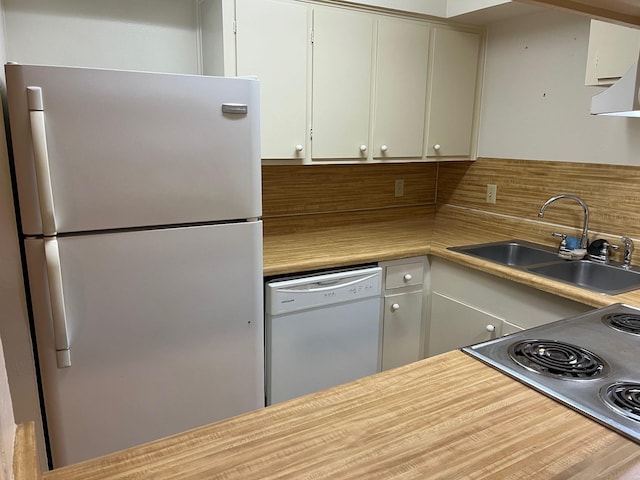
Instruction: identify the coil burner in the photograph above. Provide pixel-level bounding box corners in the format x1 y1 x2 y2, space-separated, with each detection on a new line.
462 303 640 444
602 313 640 336
508 339 609 380
601 383 640 422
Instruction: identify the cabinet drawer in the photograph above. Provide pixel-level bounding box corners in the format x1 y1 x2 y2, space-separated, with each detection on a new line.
385 262 424 289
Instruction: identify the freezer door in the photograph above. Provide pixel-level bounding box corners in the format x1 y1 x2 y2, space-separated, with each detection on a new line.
6 64 261 236
24 222 264 467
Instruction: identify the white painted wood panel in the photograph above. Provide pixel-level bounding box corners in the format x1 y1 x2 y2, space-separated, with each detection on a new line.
426 28 480 158
237 0 310 159
373 18 429 160
200 0 236 76
430 258 590 331
429 292 502 357
585 19 640 86
312 6 374 159
382 291 424 370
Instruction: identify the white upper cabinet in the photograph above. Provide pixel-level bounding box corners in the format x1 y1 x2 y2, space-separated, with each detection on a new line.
200 1 482 164
311 7 374 160
312 10 433 162
236 0 310 160
585 19 640 86
372 18 430 160
425 28 481 159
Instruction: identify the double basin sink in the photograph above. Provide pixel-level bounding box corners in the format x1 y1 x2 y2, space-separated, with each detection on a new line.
449 240 640 295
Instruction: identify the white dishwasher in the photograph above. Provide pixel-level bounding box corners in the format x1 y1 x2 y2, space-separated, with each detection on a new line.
265 266 382 405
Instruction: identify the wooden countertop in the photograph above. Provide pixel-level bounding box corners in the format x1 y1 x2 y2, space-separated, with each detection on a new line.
263 209 640 309
262 213 433 277
42 351 640 479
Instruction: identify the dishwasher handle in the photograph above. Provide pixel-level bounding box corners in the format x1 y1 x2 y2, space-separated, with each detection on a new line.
266 267 382 316
279 272 381 293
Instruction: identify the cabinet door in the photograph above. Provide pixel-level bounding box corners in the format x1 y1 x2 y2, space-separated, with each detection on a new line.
425 28 480 158
585 20 640 86
312 7 374 159
236 0 309 159
502 320 524 336
428 292 501 357
372 18 429 160
381 291 423 370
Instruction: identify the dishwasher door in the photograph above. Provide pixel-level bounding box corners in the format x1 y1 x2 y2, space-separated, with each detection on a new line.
265 266 382 405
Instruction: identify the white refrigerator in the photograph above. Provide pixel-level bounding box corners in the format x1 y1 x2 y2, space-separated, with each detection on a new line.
5 64 265 468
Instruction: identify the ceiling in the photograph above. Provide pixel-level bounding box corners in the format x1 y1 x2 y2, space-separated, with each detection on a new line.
518 0 640 27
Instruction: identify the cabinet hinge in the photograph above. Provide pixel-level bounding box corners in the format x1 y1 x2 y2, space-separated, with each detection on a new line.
311 29 314 44
233 20 237 34
310 128 313 141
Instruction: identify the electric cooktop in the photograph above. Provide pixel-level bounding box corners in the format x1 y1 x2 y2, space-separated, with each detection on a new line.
462 303 640 444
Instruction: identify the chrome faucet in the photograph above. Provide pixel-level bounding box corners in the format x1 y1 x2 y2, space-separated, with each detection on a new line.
538 194 589 249
621 236 635 269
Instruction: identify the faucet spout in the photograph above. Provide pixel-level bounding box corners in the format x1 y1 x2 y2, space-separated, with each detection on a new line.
538 194 590 249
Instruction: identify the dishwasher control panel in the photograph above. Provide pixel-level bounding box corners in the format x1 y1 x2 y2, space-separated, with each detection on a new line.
265 267 382 316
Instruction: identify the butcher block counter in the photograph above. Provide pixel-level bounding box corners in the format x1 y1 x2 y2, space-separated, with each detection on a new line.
40 350 640 479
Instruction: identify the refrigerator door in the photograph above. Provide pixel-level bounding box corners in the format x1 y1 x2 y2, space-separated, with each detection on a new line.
6 64 261 236
25 221 264 467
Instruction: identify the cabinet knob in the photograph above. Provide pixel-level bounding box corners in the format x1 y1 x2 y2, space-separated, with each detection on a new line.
295 144 303 152
380 144 388 152
360 144 368 153
403 273 412 282
485 324 496 333
433 144 441 152
391 303 400 312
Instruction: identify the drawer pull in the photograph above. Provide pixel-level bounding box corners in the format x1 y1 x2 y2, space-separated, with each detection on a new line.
391 303 400 312
403 273 413 282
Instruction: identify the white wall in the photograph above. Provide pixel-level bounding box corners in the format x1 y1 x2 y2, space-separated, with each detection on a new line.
478 9 640 165
0 335 16 480
2 0 200 74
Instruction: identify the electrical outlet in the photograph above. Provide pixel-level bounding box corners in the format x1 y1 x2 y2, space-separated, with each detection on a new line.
486 184 497 204
395 179 404 197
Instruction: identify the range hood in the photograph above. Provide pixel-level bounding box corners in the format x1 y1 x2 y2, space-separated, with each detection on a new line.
591 52 640 117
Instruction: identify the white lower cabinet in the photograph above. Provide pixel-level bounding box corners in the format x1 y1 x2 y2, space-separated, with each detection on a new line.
380 257 427 370
429 292 501 357
382 291 424 370
427 257 592 357
501 320 524 336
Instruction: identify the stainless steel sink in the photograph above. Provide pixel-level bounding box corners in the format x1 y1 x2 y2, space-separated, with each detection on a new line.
449 240 560 267
449 240 640 295
527 261 640 295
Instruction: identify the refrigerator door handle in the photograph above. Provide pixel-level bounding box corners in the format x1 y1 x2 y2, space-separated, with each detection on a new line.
44 238 71 368
27 86 58 236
